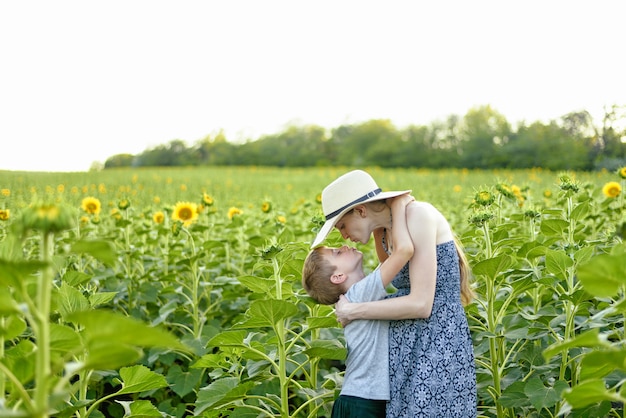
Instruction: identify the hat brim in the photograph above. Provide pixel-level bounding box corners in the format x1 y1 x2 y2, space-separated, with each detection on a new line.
310 189 411 248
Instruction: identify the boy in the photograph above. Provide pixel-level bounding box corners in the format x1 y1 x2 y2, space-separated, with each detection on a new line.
302 194 414 418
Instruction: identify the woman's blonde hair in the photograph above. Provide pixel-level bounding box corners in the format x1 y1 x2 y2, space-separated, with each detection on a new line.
454 235 474 306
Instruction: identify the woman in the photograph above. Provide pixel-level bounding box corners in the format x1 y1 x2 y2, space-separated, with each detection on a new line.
312 169 476 417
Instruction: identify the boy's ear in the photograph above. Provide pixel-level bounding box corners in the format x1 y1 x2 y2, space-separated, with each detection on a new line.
330 272 347 284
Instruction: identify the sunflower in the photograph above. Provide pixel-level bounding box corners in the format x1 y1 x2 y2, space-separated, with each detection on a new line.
227 206 243 220
172 202 198 226
495 183 514 199
618 166 626 179
0 209 9 221
110 208 122 220
81 197 102 215
543 190 553 198
276 215 286 224
261 201 272 213
602 181 622 198
202 193 214 206
153 211 165 224
474 190 495 207
118 198 131 210
1 189 10 197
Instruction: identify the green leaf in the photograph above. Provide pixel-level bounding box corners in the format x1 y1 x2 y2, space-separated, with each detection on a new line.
50 323 82 354
83 339 144 370
0 315 27 340
206 330 247 348
71 239 117 266
195 377 255 414
472 254 515 279
66 309 187 352
569 201 590 221
0 258 48 288
56 282 90 318
577 252 626 297
116 399 162 417
580 348 626 380
303 339 346 361
89 291 117 308
62 270 92 286
166 364 203 397
237 275 274 293
540 219 569 237
116 365 168 395
544 249 573 279
499 381 528 408
543 328 608 360
563 379 621 408
237 299 299 328
523 377 565 410
307 316 339 330
0 288 20 314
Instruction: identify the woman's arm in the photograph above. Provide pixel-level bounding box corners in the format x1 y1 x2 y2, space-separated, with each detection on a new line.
336 202 439 323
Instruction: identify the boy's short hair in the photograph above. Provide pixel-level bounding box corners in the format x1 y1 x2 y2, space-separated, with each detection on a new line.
302 247 343 305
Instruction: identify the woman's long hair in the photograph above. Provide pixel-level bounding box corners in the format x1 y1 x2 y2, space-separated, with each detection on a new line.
454 235 475 306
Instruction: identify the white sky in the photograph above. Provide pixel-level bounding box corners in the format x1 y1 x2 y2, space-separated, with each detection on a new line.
1 1 625 172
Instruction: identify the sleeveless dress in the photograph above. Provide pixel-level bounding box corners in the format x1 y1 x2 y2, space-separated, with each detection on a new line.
384 238 477 417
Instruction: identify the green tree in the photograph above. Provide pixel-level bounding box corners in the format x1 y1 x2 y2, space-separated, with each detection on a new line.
135 140 194 167
458 105 511 168
194 131 238 165
504 121 591 170
104 153 135 168
331 119 400 166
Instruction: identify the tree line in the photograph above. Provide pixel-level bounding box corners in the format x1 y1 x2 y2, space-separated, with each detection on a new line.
103 104 626 171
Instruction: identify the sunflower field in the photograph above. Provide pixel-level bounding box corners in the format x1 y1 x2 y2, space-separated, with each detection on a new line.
0 166 625 418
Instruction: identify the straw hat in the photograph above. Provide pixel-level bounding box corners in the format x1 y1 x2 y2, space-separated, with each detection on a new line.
311 170 411 248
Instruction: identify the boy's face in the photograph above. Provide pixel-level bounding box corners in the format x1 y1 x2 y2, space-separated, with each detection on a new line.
322 245 363 278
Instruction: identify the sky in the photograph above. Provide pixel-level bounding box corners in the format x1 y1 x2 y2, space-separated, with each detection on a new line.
1 1 625 172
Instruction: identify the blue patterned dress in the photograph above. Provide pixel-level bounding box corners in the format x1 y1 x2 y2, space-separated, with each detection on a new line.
385 239 476 417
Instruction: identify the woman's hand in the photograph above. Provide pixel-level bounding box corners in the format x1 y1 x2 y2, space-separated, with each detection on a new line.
335 294 353 327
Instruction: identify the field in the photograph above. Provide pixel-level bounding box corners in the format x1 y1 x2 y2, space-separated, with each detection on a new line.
1 166 625 417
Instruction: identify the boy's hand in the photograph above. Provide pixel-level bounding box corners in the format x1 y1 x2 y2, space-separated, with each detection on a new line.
335 294 353 327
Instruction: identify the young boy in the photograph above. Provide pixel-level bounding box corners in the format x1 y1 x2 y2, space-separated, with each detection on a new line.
302 194 414 418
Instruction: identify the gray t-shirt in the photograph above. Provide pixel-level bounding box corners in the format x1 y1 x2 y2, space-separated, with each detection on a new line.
340 267 390 400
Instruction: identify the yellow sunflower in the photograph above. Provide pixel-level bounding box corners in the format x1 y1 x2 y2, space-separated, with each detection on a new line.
276 215 286 224
81 197 102 215
261 201 272 213
227 206 243 220
0 209 10 221
1 189 10 197
172 201 198 226
618 166 626 179
153 211 165 224
602 181 622 198
118 198 131 210
474 190 495 206
202 193 214 206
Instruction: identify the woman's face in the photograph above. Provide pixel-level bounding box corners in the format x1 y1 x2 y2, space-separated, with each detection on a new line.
335 207 371 244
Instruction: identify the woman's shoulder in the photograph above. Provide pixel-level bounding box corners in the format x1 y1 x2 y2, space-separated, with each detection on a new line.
408 201 454 243
408 201 441 217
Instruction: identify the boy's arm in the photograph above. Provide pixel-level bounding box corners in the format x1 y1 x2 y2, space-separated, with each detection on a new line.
379 194 414 287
